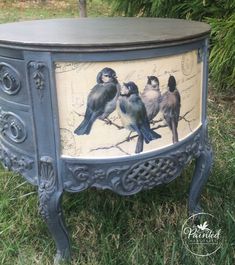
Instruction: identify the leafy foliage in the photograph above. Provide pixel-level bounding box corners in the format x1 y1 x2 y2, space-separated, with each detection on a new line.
109 0 235 93
207 14 235 92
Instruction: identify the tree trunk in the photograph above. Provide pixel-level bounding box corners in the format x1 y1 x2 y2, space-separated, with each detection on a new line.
78 0 87 17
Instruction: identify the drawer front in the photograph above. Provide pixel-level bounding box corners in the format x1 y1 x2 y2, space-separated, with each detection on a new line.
0 56 29 105
0 100 35 154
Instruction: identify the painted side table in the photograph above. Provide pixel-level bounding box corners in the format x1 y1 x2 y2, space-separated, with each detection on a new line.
0 18 213 263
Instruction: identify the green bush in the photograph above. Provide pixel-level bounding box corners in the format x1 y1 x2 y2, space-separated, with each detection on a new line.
109 0 235 93
207 14 235 92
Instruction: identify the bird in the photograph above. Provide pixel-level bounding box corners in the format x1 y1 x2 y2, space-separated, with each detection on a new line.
136 76 162 152
74 67 120 135
141 75 161 122
117 81 161 154
160 75 181 143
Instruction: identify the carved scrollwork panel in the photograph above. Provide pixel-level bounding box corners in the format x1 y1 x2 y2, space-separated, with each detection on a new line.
0 143 33 173
119 134 201 194
64 133 202 195
0 63 21 95
65 165 108 192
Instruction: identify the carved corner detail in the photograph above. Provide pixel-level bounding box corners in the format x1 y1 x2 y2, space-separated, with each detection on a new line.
0 143 33 173
38 156 57 220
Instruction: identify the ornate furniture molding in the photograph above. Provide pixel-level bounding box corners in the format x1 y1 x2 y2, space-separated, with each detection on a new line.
65 134 202 195
0 143 33 173
28 61 46 100
38 156 71 264
38 156 57 220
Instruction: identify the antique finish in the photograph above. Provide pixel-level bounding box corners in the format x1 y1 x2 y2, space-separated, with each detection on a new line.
0 18 212 263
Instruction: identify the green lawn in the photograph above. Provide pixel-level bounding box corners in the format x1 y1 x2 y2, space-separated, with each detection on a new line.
0 1 234 265
0 0 112 23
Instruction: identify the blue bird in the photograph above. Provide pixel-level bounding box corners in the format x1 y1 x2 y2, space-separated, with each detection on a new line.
117 81 161 154
141 76 161 122
136 76 162 153
160 75 181 143
74 67 120 135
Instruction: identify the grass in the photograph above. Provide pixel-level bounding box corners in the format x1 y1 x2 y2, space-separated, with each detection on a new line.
0 0 112 23
0 1 234 264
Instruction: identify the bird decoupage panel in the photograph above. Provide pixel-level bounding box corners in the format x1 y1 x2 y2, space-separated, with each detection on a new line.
55 50 202 158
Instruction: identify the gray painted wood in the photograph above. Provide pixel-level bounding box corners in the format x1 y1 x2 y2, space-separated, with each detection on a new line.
0 18 210 51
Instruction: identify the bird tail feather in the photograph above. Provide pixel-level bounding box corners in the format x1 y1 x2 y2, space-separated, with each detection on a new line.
140 126 161 144
135 135 144 154
74 111 96 135
171 119 179 143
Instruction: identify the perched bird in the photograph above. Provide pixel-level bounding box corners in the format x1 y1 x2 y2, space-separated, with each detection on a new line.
141 76 161 122
74 67 119 135
117 81 161 154
136 76 162 152
160 75 181 143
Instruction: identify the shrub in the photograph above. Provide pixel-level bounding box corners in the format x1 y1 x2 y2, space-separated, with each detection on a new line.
207 14 235 92
109 0 235 93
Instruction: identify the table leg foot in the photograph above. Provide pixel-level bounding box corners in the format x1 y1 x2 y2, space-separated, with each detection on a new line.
54 248 71 265
189 140 213 215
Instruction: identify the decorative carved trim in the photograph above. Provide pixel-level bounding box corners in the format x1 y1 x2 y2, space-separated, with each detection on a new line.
121 136 201 194
37 156 71 263
28 61 46 100
0 63 21 95
38 156 57 220
65 165 129 192
0 143 33 173
64 134 202 195
0 107 27 143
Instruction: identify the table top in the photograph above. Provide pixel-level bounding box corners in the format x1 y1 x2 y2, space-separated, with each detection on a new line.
0 18 210 51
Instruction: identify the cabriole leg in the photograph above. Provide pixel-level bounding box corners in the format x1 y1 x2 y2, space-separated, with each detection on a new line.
189 141 213 215
38 156 71 264
39 188 71 264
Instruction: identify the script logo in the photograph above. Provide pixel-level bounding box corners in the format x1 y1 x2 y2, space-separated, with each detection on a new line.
181 213 222 257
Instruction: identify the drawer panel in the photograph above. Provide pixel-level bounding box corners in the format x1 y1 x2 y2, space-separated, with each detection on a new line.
0 100 35 154
0 56 29 105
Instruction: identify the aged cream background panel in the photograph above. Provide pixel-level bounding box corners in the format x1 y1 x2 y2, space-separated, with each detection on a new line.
55 50 202 158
